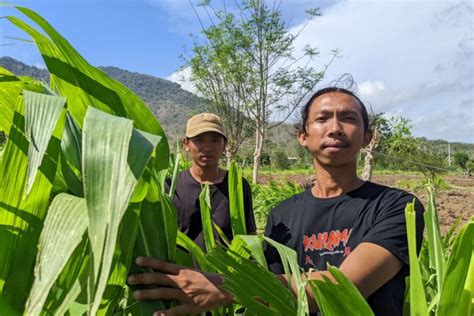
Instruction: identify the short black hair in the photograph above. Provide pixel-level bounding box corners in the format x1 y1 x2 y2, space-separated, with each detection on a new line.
300 87 370 134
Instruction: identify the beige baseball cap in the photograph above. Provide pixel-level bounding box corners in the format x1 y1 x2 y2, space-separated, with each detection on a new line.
185 113 227 139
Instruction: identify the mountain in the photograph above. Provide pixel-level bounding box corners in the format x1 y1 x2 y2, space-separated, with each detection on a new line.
0 56 205 143
2 56 473 162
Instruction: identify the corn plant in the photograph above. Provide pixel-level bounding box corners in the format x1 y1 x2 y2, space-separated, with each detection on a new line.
405 185 473 316
0 5 175 315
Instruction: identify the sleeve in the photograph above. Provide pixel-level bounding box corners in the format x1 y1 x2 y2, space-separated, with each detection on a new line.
242 178 257 234
361 192 425 265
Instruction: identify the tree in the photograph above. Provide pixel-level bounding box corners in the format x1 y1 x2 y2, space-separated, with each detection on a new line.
453 152 469 169
186 0 338 182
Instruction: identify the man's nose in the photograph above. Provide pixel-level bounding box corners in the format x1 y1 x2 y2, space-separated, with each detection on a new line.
328 117 343 136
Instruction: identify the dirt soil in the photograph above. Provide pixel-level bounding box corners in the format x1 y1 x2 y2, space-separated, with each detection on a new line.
258 173 474 235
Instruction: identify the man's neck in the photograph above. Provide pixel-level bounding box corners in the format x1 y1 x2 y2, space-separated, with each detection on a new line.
311 160 364 198
190 165 224 184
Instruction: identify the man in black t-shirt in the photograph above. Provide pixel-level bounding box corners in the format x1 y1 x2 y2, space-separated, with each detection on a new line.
166 113 256 249
167 169 255 250
129 87 424 316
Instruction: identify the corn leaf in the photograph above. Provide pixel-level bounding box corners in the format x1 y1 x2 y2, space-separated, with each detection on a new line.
437 218 473 316
0 96 64 314
7 6 169 172
0 68 45 136
82 106 159 315
228 161 246 235
25 193 87 315
206 246 297 316
60 113 83 196
23 90 66 194
200 184 216 252
263 236 308 316
177 231 212 271
424 185 446 294
308 266 374 316
405 200 428 316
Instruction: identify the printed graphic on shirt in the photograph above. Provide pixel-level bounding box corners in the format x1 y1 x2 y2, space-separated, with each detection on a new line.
302 228 353 266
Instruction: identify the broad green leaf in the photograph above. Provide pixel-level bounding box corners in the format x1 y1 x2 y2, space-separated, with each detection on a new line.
98 203 141 316
309 266 374 316
132 183 178 314
7 7 170 172
405 200 428 316
82 107 159 315
177 231 212 271
437 218 473 316
0 67 45 135
0 97 64 314
24 90 66 194
207 247 296 316
228 161 246 235
231 235 266 267
200 184 216 252
25 193 87 315
263 236 308 316
424 185 446 294
60 113 83 196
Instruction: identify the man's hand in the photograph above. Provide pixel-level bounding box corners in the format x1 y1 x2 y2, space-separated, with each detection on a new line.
127 257 233 316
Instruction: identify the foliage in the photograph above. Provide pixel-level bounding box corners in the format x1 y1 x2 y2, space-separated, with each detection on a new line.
404 185 473 315
186 0 337 183
453 151 469 169
251 181 304 231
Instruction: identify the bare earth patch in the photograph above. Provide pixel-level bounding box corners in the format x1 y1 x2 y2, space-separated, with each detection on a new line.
258 173 474 234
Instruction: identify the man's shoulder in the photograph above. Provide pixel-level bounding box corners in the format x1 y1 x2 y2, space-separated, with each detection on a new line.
363 181 424 211
271 189 309 215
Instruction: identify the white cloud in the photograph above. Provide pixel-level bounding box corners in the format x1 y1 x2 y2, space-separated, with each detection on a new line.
165 66 197 94
358 81 385 98
290 0 473 143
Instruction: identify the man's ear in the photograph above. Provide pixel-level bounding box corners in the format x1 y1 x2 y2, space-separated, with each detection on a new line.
297 130 308 147
363 130 373 147
183 138 190 152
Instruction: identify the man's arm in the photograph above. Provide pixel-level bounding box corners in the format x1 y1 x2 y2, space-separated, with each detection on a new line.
301 242 403 312
129 241 403 315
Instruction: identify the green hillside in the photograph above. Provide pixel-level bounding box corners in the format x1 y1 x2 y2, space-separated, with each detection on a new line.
0 56 205 143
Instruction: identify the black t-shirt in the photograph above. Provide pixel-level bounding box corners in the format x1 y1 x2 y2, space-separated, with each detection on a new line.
264 181 425 316
167 170 256 250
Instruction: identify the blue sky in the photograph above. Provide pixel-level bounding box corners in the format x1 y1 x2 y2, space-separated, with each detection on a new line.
1 0 473 143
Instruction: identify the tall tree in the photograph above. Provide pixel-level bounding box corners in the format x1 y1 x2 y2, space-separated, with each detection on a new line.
186 0 337 182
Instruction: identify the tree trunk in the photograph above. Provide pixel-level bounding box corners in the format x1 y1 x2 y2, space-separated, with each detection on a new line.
362 128 379 181
252 124 264 184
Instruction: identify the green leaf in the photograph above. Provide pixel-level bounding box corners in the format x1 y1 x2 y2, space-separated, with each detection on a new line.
60 112 83 196
0 96 64 314
7 6 169 172
82 106 159 315
23 90 66 194
177 231 212 271
308 266 374 316
228 161 246 235
207 246 296 316
405 200 428 315
25 193 88 315
423 185 446 295
437 218 473 316
200 184 216 252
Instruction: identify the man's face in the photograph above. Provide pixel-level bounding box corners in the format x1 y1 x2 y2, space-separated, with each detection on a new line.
297 92 371 167
185 132 225 168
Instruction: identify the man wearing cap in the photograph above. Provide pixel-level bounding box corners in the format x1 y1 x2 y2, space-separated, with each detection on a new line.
166 113 256 250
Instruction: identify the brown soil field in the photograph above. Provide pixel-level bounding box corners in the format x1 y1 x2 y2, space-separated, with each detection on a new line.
259 173 473 234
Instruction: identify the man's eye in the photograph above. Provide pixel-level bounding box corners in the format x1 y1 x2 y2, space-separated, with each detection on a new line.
315 117 327 122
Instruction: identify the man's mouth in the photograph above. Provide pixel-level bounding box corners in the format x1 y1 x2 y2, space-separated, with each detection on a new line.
321 140 349 149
